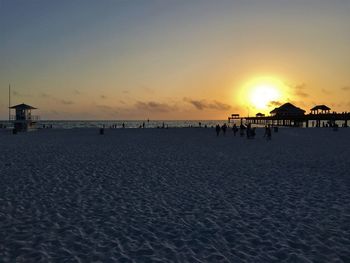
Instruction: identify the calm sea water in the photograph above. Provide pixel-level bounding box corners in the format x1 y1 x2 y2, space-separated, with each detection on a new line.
1 119 345 129
0 120 238 129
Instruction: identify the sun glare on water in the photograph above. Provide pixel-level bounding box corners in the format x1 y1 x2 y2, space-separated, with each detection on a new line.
240 77 289 113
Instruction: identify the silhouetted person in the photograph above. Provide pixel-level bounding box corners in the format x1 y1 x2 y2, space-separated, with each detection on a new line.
142 122 145 128
240 124 245 137
264 125 272 140
215 124 221 136
199 122 202 128
250 127 256 138
232 124 238 136
122 122 125 128
222 123 227 135
333 123 339 132
246 123 251 139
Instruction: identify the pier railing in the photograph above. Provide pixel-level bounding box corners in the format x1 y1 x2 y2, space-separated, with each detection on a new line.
10 115 40 121
228 112 350 127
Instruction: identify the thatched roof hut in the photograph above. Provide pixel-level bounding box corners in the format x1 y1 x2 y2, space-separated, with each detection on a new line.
270 103 305 117
310 105 331 114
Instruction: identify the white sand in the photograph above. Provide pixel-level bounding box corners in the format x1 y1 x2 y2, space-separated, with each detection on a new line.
0 128 349 262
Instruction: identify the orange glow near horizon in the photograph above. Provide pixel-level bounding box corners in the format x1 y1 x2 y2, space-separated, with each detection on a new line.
239 77 290 114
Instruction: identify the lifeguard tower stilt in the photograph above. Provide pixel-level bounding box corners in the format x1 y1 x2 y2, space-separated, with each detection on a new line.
9 103 39 131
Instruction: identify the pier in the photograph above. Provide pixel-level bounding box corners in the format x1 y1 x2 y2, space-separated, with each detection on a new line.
228 103 349 127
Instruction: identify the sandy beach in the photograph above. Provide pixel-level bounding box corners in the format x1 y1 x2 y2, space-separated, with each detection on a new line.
0 127 349 262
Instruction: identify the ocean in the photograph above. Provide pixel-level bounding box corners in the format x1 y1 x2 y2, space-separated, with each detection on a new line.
1 119 345 129
0 120 235 129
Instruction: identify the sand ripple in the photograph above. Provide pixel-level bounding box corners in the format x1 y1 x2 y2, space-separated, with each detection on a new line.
0 128 349 262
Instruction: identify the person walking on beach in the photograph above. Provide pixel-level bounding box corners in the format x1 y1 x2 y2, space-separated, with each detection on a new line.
215 124 221 136
246 123 251 139
240 123 245 137
232 124 238 136
264 125 272 140
221 123 227 136
249 127 256 138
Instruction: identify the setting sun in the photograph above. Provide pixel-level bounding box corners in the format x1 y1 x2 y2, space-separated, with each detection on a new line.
240 77 289 113
250 84 280 109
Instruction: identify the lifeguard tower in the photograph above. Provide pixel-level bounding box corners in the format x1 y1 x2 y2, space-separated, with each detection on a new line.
10 103 39 131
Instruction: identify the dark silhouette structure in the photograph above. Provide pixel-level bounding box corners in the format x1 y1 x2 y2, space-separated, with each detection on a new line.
310 105 331 115
270 103 306 117
10 103 39 131
221 123 227 135
232 124 238 136
215 124 221 136
228 102 349 128
228 113 240 123
256 112 265 117
264 125 272 140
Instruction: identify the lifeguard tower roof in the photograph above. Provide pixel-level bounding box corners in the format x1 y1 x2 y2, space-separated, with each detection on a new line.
10 103 37 110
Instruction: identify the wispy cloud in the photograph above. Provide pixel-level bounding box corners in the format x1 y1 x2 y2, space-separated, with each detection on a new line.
290 100 307 108
184 98 231 111
142 86 155 94
39 94 74 106
293 83 309 98
96 104 119 116
12 90 31 98
268 101 282 107
60 99 74 105
135 101 177 112
40 93 50 98
96 104 113 110
100 95 106 99
321 88 331 94
50 110 59 115
341 86 350 92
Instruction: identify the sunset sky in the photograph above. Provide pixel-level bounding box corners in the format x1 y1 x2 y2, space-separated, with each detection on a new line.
1 0 350 120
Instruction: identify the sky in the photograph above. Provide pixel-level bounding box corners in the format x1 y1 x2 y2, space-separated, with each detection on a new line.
1 0 350 120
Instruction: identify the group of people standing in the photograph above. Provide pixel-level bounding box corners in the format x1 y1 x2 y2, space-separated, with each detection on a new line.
215 123 273 140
